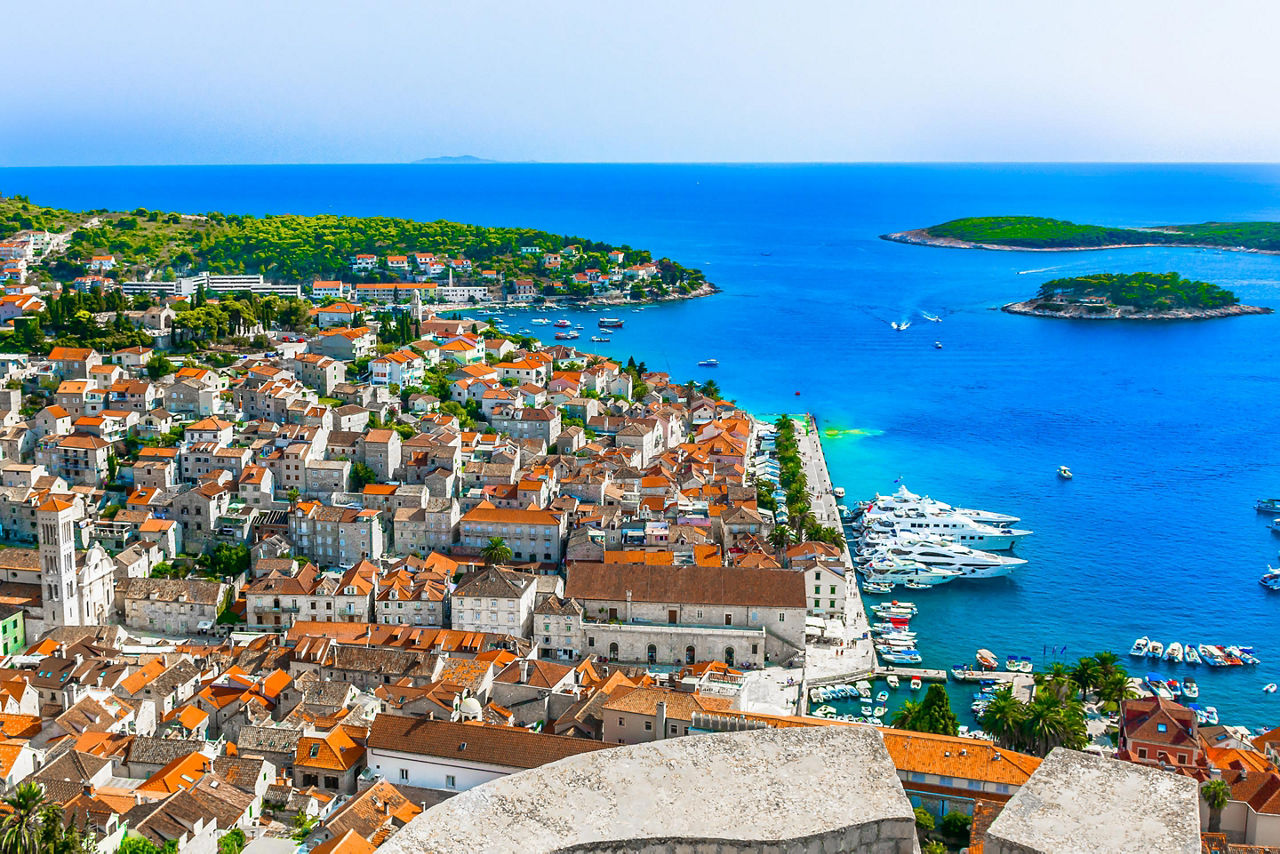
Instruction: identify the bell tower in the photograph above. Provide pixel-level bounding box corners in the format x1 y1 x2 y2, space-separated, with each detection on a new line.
38 498 82 627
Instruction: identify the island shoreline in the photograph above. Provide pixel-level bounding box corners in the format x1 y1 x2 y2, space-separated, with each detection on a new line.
881 228 1280 255
1001 299 1272 321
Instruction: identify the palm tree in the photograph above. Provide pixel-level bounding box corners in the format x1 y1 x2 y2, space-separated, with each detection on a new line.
789 508 815 537
890 700 921 729
1093 650 1122 680
480 537 512 567
1070 656 1101 698
1020 693 1062 756
978 686 1026 751
813 527 845 549
1096 672 1137 710
767 525 794 555
1 782 49 854
1036 662 1073 700
1201 779 1231 833
700 379 721 400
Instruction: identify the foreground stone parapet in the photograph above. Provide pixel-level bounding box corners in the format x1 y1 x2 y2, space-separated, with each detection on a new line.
377 725 918 854
983 748 1200 854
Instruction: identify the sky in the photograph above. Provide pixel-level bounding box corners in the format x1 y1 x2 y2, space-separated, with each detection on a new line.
8 0 1280 165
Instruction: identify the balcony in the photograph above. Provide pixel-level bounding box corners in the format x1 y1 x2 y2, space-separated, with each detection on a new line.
252 605 301 614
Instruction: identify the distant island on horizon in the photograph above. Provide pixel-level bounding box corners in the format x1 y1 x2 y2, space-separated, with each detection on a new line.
411 155 498 164
882 215 1280 254
1003 271 1271 321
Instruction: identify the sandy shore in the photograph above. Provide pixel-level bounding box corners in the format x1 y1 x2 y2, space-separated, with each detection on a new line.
881 228 1280 255
1002 299 1272 321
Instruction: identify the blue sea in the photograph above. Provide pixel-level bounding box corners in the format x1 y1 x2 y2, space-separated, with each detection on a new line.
7 163 1280 728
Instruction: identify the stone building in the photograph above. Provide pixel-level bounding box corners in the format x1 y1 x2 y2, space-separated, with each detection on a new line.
564 562 806 668
118 577 228 635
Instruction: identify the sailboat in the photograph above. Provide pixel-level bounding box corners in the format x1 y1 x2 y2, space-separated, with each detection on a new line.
922 312 942 323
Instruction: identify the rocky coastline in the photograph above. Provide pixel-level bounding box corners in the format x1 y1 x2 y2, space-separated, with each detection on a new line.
1001 299 1272 321
881 228 1280 255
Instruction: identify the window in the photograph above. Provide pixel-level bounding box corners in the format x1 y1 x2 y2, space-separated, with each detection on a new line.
644 721 652 731
724 614 732 626
309 744 319 758
618 718 625 727
1178 753 1187 764
937 776 953 787
778 612 785 622
399 769 408 781
1156 723 1167 733
1137 748 1147 759
445 775 456 789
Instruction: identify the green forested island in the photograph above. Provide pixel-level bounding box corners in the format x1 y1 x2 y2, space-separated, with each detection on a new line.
1004 271 1270 320
0 195 708 297
884 215 1280 251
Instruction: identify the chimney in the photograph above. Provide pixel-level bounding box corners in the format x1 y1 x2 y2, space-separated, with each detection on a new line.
655 701 667 741
625 589 632 623
82 783 92 797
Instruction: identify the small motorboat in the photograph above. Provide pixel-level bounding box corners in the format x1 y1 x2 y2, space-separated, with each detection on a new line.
1165 679 1181 698
876 691 889 704
934 341 943 349
1165 642 1184 663
1184 645 1202 665
1205 706 1220 725
1147 641 1165 659
553 319 571 328
910 677 922 691
976 649 999 670
873 704 888 718
697 359 719 367
1256 498 1280 514
922 312 942 323
814 704 837 718
1130 636 1150 657
860 703 873 717
862 582 895 594
855 681 873 698
1005 655 1020 671
886 675 900 689
1058 465 1073 480
1019 656 1034 673
1266 683 1278 694
1261 567 1280 590
1146 675 1173 700
590 335 610 342
903 581 930 590
1182 678 1199 699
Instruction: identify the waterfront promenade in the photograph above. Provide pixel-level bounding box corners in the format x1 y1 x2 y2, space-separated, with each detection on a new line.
738 414 875 716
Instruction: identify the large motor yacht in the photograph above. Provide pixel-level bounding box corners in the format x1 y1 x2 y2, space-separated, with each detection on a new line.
861 507 1031 550
869 485 1021 528
860 536 1027 578
859 557 963 586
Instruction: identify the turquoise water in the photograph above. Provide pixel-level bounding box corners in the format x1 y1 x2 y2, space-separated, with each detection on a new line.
7 163 1280 727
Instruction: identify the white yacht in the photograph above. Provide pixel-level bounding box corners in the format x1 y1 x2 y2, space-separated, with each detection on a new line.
869 485 1021 528
861 536 1027 578
862 507 1031 550
860 557 963 586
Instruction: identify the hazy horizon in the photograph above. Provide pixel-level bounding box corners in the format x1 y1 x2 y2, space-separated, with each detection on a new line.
8 0 1280 167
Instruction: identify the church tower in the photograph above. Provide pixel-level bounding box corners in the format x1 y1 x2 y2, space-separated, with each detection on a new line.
38 497 82 627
